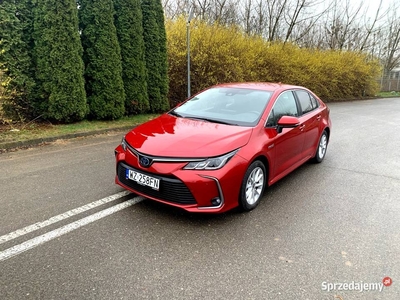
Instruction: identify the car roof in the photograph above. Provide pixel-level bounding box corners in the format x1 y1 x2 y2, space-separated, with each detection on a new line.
212 82 304 92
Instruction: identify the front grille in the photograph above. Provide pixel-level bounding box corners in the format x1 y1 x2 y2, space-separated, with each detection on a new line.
117 163 196 205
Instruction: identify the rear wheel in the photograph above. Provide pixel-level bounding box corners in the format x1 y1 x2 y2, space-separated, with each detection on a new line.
239 161 267 211
312 130 328 163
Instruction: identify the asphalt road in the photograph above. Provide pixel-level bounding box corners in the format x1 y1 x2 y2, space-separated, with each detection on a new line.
0 98 399 300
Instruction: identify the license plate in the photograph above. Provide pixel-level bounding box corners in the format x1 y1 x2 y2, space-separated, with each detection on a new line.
125 169 160 190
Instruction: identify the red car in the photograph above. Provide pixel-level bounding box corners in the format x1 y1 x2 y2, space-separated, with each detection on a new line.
115 83 331 213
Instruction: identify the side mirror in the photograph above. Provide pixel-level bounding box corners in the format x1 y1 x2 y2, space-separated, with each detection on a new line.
276 116 300 133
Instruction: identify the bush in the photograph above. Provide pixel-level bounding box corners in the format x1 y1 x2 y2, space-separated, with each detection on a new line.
79 0 125 120
141 0 169 112
0 0 36 122
166 17 381 106
114 0 149 114
33 0 88 122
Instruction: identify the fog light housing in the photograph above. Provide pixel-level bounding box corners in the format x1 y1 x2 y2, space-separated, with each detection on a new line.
211 197 221 206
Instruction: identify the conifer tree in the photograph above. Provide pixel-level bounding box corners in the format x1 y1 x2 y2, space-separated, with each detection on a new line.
0 0 35 121
79 0 125 119
114 0 149 114
154 0 169 111
141 0 169 112
32 0 87 122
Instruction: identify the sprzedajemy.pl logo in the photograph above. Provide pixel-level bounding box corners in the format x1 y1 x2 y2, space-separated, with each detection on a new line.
322 277 392 293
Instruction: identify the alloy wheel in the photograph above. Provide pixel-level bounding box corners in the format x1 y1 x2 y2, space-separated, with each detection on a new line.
245 167 264 205
318 133 327 159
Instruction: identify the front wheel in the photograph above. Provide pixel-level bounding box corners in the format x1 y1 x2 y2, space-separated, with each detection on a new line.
239 161 267 211
312 130 328 163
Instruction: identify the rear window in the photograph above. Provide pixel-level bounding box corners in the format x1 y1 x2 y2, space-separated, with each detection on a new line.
295 90 318 114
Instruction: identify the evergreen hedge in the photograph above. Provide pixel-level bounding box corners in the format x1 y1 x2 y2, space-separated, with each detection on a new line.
141 0 169 112
32 0 87 122
114 0 149 114
0 0 35 121
154 0 169 111
79 0 125 120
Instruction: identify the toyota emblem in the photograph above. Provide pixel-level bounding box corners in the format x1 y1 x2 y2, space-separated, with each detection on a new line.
139 156 152 168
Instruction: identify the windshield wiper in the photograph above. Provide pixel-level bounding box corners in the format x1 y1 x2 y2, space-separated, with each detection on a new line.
168 110 183 118
186 117 237 126
169 112 238 125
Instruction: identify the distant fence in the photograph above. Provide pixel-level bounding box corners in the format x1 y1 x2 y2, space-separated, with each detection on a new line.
378 74 400 92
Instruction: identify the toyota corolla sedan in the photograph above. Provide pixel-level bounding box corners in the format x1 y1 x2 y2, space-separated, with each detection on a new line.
115 82 331 213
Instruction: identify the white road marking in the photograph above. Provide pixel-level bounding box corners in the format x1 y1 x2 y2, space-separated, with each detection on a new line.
0 191 131 245
0 196 144 262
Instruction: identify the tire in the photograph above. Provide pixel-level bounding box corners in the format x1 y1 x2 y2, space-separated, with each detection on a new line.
312 130 328 163
239 160 267 211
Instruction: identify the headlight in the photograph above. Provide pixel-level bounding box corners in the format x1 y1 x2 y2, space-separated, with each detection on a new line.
183 150 238 170
121 137 127 151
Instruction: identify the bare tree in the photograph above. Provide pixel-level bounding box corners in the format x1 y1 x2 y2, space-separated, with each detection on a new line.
284 0 308 42
186 0 240 24
296 23 327 49
193 0 212 21
212 0 240 24
161 0 400 73
162 0 187 19
241 0 253 34
266 0 289 41
323 0 363 50
357 0 388 52
283 0 331 44
253 0 267 36
239 0 267 35
381 5 400 74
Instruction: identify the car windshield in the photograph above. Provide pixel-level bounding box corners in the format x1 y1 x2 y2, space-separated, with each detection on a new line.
171 87 272 127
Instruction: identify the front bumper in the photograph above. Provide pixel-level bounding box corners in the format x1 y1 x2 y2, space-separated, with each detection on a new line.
115 145 248 213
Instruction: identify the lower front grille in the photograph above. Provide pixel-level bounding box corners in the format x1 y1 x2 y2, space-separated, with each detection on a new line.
117 163 196 205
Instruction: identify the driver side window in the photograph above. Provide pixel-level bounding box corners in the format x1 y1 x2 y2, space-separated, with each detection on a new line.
266 91 298 127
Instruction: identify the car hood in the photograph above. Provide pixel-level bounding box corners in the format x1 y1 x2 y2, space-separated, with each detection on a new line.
125 114 253 157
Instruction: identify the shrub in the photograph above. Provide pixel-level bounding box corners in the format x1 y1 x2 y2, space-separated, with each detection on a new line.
32 0 88 122
79 0 125 120
141 0 169 112
114 0 149 114
0 0 36 122
166 17 381 106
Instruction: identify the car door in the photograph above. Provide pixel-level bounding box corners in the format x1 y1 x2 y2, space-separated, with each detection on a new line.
265 91 305 180
294 90 321 158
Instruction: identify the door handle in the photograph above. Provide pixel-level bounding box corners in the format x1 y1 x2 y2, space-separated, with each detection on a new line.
299 124 305 131
316 115 321 121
